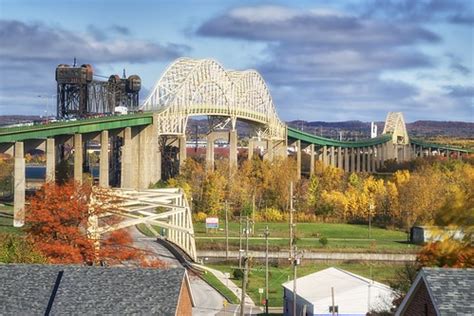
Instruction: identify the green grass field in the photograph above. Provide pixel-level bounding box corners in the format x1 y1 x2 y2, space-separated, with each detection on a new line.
208 261 402 307
201 270 240 304
0 203 21 234
194 222 417 253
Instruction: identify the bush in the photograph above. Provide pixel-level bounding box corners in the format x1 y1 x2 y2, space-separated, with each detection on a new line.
233 268 244 280
193 211 208 223
0 233 46 263
319 237 328 246
260 208 284 222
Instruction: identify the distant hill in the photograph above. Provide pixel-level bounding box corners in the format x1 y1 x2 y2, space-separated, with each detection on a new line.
1 115 472 139
288 120 474 140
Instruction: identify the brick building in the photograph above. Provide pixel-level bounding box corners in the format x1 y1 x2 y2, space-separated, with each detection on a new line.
0 264 194 315
396 268 473 316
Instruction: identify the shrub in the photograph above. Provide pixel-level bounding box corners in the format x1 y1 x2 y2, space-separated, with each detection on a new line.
233 268 244 280
319 237 328 246
193 211 208 223
260 207 284 222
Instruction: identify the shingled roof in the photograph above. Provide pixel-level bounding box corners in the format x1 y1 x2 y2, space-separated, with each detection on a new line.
0 264 192 315
397 267 474 315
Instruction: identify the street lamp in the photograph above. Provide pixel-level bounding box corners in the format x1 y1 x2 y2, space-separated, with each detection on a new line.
368 204 374 239
37 94 57 118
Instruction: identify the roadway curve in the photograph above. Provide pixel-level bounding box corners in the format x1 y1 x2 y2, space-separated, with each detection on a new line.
129 227 225 315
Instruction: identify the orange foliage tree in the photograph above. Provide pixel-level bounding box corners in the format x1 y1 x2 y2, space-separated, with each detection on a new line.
26 181 165 267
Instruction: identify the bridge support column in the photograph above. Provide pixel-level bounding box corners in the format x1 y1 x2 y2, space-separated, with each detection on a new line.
206 137 214 170
13 141 25 227
74 134 83 184
350 148 356 172
356 148 361 172
266 139 274 161
361 147 366 172
247 139 253 160
371 146 376 172
45 138 55 183
337 147 343 170
121 127 132 188
99 130 109 188
294 140 301 180
309 144 315 176
229 130 238 169
344 148 349 172
329 146 335 167
179 135 186 169
322 145 328 166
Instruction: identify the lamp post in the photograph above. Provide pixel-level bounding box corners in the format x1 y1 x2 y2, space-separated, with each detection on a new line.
38 94 57 118
368 203 374 239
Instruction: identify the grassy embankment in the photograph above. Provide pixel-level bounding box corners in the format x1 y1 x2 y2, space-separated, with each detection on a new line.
193 222 418 253
0 203 20 234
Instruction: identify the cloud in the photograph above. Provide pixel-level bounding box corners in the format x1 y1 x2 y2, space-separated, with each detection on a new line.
444 85 474 98
197 5 440 47
0 20 189 64
0 19 189 115
196 5 443 121
357 0 474 25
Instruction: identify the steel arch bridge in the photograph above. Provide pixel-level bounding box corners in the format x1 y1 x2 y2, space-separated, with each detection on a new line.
141 57 286 139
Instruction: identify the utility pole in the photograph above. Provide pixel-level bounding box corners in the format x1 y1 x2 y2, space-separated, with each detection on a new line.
292 246 298 316
239 216 243 268
264 225 270 315
368 204 374 239
240 217 250 316
240 255 248 316
331 287 335 316
289 181 294 259
225 200 229 261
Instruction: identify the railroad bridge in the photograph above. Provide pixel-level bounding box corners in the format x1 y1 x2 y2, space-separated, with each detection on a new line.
0 58 471 261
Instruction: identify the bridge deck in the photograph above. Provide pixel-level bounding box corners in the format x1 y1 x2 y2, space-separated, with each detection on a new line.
287 126 392 148
410 138 473 153
0 112 154 143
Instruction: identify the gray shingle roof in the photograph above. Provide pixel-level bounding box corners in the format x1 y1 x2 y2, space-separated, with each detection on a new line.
422 267 474 315
0 264 187 315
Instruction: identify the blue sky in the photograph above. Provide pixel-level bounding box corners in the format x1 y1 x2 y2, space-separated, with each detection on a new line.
0 0 472 122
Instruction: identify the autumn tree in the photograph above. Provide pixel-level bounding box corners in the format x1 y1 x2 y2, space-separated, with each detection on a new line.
26 181 163 266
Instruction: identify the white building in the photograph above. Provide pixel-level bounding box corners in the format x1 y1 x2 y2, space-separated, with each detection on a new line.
282 267 394 316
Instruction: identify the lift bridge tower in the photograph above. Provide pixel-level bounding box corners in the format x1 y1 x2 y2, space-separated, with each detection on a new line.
56 62 141 118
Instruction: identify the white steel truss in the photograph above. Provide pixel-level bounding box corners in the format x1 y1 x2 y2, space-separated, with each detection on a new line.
89 187 197 262
141 58 286 139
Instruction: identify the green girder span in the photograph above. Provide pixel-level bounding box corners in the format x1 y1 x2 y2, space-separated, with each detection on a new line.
0 113 154 143
410 138 473 153
287 127 392 148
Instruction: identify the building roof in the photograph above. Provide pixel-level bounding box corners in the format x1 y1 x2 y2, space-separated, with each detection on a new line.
282 267 394 314
0 264 191 315
397 268 474 315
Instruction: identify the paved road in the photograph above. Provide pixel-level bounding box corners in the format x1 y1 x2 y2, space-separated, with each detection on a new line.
129 227 225 315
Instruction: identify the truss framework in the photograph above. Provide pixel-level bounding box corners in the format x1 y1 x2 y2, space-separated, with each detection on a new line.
89 188 197 262
141 58 286 139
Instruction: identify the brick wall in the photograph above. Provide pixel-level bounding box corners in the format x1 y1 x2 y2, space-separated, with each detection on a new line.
401 280 437 316
176 278 193 316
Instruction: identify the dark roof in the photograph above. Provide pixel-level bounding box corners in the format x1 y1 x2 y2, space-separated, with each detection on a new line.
423 268 473 315
0 264 187 315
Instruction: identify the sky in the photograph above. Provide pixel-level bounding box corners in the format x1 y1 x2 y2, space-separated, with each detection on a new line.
0 0 472 122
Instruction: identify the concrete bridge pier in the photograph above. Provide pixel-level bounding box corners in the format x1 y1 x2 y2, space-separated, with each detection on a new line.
361 147 366 172
73 134 83 184
309 144 315 176
356 148 361 172
229 129 238 169
13 142 25 227
350 148 356 172
329 146 335 167
45 138 55 183
99 130 109 188
179 134 186 169
121 127 132 188
344 148 350 172
337 147 343 170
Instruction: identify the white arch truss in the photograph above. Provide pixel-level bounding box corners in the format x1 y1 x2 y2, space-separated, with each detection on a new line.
141 58 286 139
